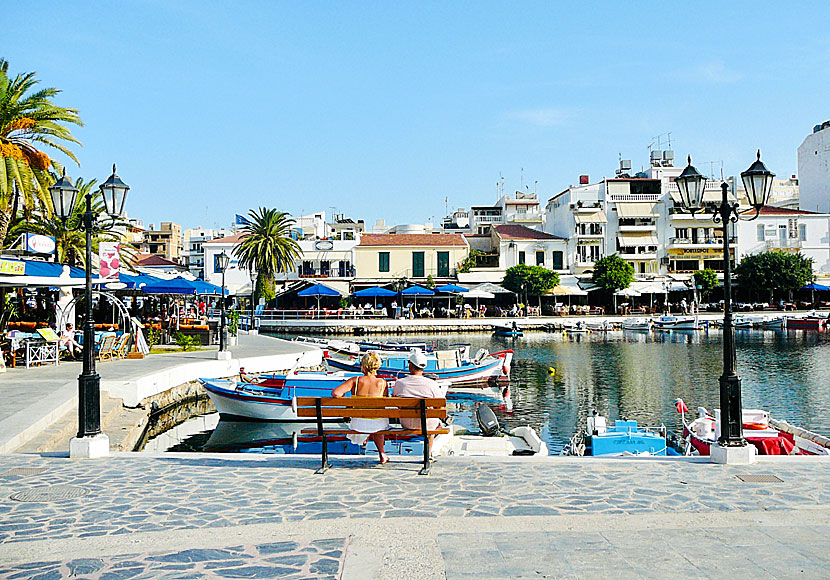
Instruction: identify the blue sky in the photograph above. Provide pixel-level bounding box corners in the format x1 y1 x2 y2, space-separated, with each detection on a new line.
5 2 830 230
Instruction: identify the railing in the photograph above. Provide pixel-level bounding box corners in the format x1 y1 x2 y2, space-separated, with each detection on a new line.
474 216 502 224
766 239 802 249
670 236 736 246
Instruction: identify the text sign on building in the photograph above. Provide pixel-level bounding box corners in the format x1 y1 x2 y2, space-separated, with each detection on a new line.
0 259 25 275
24 233 56 255
667 248 724 258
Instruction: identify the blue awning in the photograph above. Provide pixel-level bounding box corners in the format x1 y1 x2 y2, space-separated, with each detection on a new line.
354 286 397 297
401 285 434 296
298 283 342 297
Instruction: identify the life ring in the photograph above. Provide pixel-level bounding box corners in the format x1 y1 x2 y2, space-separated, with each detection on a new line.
742 422 767 430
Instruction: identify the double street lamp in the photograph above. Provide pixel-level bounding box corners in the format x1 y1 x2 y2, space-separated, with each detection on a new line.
49 165 130 458
675 151 774 461
217 250 230 353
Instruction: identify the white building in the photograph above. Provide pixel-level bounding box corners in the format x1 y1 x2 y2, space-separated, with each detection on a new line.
499 191 544 229
202 235 252 295
183 227 234 279
737 206 830 275
797 121 830 213
544 183 606 274
296 238 358 280
292 211 328 240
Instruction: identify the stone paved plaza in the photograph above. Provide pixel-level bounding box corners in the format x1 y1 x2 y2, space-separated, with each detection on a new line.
1 453 829 578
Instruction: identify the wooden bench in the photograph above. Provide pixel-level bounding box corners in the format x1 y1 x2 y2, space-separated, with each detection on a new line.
296 396 449 475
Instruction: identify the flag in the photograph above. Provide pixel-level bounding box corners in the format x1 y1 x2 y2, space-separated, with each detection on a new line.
235 214 250 226
675 399 689 414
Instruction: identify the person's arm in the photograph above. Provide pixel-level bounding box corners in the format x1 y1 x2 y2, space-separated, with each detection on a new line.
331 377 355 398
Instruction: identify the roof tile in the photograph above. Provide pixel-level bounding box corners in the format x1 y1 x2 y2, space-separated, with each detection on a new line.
357 233 468 247
493 224 564 240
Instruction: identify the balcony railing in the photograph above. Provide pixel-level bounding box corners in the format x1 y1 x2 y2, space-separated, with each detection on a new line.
299 267 356 278
766 239 802 250
670 236 736 246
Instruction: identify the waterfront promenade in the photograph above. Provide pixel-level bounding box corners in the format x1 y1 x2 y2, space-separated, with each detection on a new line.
1 453 829 579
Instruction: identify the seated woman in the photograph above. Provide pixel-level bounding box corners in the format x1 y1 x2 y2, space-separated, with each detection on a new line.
331 352 390 464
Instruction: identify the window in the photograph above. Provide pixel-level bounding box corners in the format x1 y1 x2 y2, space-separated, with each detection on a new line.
518 251 526 265
437 251 449 277
378 252 390 272
320 261 330 276
412 252 425 277
213 254 222 273
799 224 807 241
536 251 545 266
675 228 688 240
552 251 564 270
756 224 765 242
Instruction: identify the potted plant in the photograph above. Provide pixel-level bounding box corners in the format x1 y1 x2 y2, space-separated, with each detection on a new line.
227 309 240 346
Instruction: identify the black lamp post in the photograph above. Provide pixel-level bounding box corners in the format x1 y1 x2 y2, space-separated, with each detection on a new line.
675 152 774 450
49 165 129 458
217 250 230 351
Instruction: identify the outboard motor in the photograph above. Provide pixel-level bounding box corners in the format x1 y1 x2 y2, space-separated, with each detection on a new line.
476 403 500 437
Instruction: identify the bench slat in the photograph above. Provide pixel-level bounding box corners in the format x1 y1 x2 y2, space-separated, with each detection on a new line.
300 428 450 436
296 408 447 419
295 396 445 409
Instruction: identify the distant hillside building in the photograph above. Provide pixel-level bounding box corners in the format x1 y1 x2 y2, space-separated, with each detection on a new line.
144 222 182 263
797 121 830 213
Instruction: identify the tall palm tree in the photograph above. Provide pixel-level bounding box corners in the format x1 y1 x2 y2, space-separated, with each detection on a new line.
0 58 83 243
234 208 302 303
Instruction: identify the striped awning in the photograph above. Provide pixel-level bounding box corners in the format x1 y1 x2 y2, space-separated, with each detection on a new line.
617 234 659 247
574 211 607 223
616 202 659 218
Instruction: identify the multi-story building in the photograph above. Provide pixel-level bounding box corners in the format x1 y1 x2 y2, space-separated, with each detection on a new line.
292 211 328 240
797 121 830 214
499 191 543 229
328 214 365 241
470 205 503 235
202 234 251 295
736 206 830 275
353 233 468 286
144 222 182 263
296 238 358 280
544 182 606 274
183 227 234 279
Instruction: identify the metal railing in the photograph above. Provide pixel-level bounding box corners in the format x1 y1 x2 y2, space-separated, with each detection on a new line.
670 236 736 246
766 239 802 250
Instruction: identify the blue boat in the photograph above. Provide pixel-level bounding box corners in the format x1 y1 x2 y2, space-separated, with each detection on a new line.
562 412 670 456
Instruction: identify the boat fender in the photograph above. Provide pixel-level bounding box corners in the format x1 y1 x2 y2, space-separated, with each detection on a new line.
548 367 556 375
291 396 297 415
476 403 500 437
502 386 510 400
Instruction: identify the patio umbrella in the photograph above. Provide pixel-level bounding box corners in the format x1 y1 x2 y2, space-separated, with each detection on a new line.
401 285 434 311
191 279 228 295
435 284 469 315
353 286 397 297
298 283 342 310
142 276 201 295
465 287 495 312
802 282 830 306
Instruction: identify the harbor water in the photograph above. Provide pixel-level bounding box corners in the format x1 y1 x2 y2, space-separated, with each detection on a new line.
143 327 830 454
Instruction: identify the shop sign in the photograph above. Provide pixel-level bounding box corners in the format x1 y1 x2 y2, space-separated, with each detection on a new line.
315 240 334 250
668 248 725 258
24 233 56 254
0 259 25 275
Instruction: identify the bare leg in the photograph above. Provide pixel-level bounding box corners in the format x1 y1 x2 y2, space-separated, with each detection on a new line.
371 433 388 464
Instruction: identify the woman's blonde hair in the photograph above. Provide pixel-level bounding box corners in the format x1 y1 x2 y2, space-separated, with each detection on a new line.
361 351 382 374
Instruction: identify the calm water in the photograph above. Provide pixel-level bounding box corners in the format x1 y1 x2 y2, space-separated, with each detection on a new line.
144 328 830 454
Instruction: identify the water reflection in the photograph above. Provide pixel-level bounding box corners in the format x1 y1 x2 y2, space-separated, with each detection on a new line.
145 328 830 455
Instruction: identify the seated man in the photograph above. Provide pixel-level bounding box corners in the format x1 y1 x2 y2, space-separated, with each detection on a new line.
392 351 445 448
59 323 82 359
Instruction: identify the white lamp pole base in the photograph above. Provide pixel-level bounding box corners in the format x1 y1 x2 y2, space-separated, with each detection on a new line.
216 351 232 361
69 433 110 459
710 442 756 465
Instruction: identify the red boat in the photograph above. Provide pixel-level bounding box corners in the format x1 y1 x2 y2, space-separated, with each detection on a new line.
674 399 830 456
786 316 827 330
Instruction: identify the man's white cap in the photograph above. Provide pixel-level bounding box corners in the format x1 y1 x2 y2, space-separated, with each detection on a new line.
408 350 428 369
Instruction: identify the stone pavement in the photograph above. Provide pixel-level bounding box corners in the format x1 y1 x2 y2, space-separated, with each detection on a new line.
1 453 829 579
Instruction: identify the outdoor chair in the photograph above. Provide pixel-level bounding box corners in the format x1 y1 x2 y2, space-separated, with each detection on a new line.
96 335 117 360
112 333 131 359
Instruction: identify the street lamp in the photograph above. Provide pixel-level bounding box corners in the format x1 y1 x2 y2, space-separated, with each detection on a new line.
217 250 231 352
675 152 774 462
49 164 130 459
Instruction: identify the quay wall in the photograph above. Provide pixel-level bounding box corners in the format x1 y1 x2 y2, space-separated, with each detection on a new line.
259 314 725 335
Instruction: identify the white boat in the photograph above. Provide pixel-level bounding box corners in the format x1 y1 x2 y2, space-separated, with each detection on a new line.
621 317 651 331
433 425 548 457
585 320 615 332
653 315 705 330
762 316 785 328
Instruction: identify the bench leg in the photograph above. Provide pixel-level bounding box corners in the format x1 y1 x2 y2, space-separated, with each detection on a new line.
316 433 331 474
419 399 430 475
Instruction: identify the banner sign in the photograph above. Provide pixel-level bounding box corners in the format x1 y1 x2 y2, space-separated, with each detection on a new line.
668 248 728 258
99 242 121 281
24 234 56 255
0 259 25 275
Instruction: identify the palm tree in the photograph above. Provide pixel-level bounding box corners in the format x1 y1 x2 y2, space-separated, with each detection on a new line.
234 208 302 303
0 58 83 243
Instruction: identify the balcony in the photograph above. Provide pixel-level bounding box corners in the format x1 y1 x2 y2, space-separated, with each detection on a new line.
298 267 356 279
618 253 657 261
766 239 802 250
669 236 736 247
618 224 657 232
474 216 503 224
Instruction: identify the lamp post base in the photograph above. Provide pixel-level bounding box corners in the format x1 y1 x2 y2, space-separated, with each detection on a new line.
69 433 110 459
710 442 756 465
216 350 232 361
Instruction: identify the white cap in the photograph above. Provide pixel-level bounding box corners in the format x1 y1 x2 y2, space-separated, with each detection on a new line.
408 350 428 369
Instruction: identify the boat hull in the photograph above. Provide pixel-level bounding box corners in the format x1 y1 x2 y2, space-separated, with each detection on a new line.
201 379 298 421
325 351 512 384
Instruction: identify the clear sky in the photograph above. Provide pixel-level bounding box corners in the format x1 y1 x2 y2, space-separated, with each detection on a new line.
5 2 830 230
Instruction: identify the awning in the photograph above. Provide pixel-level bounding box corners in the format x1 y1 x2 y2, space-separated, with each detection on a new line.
617 234 659 247
616 202 658 218
574 211 607 224
669 189 738 204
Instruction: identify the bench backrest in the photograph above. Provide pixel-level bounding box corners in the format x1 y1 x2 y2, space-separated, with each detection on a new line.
295 396 446 420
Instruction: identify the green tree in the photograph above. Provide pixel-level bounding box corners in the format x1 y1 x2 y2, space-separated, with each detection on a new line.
457 249 483 273
502 264 560 306
735 251 813 301
591 254 634 292
234 208 302 304
693 268 719 301
0 59 83 243
425 274 435 289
